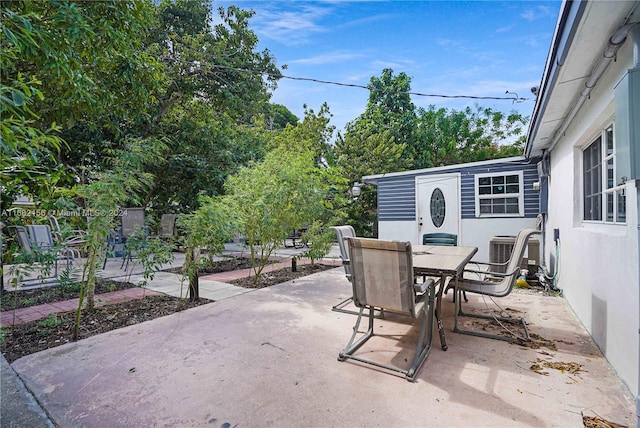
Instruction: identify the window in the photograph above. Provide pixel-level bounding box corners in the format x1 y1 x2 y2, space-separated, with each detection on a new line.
582 124 625 223
475 171 524 217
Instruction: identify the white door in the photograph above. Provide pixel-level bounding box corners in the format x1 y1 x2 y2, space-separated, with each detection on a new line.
416 174 460 244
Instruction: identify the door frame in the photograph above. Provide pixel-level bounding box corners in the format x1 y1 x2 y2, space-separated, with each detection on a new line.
415 173 461 244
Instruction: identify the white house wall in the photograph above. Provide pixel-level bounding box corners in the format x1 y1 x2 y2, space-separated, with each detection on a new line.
460 218 539 262
378 217 538 261
545 40 639 394
377 221 417 244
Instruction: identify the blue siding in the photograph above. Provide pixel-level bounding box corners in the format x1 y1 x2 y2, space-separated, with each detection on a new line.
375 158 540 221
377 177 415 221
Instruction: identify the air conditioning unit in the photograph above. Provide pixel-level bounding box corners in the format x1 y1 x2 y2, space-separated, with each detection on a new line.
489 236 540 274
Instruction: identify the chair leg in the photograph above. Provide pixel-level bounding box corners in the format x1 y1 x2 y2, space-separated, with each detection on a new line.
338 284 436 382
406 283 435 381
332 296 385 318
453 289 530 342
338 306 375 361
332 296 355 312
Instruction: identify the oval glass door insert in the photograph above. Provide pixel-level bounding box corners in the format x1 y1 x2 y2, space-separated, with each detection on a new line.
430 188 446 227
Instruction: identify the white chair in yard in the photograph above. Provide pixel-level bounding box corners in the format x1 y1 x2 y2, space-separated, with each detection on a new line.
48 215 86 258
329 225 356 312
337 237 436 381
454 228 541 342
11 225 74 283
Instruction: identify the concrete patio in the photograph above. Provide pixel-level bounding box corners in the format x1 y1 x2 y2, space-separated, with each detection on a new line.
2 246 636 427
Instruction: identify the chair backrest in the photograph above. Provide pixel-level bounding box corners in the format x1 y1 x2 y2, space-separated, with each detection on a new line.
48 215 63 243
346 237 416 314
48 215 61 233
27 225 55 249
12 226 34 255
159 213 177 237
330 225 356 278
423 233 457 246
120 208 146 238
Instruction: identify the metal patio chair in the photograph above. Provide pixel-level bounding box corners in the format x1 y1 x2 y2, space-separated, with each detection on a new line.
329 225 356 312
422 232 457 246
11 225 73 283
48 215 86 257
103 208 147 270
337 237 436 381
453 228 541 342
119 208 147 270
158 213 177 239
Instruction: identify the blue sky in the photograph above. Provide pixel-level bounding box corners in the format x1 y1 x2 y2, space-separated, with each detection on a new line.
216 1 562 135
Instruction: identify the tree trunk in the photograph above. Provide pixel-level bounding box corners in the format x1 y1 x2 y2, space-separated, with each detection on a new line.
189 271 199 302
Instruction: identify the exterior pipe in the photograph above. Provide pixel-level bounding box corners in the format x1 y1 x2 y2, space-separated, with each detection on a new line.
632 22 640 67
546 23 637 154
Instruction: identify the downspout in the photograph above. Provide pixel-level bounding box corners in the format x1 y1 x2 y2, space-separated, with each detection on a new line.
637 180 640 428
546 23 638 154
630 16 640 428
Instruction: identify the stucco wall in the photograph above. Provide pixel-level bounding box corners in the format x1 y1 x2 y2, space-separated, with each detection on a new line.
544 41 639 395
377 217 538 261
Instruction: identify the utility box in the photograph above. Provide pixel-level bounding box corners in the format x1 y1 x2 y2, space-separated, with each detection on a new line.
489 236 540 274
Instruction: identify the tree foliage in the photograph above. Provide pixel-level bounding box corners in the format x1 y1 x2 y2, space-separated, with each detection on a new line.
414 105 527 168
361 68 417 159
225 143 327 283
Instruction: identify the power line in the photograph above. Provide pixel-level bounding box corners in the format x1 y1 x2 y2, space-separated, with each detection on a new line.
211 64 530 103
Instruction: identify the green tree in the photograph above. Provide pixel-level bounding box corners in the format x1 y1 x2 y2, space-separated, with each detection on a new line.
334 129 409 237
137 1 282 210
362 68 418 161
333 69 418 236
177 196 237 301
414 105 527 168
261 103 299 130
272 103 335 166
225 144 327 284
72 136 167 335
146 101 269 211
1 1 163 207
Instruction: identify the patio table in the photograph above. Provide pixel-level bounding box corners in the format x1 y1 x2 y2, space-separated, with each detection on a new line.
412 244 478 351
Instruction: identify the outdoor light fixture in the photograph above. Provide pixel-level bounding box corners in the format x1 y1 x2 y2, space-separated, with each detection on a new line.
351 182 362 197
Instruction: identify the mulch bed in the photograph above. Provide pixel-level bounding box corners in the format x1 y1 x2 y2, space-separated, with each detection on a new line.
163 256 278 276
229 263 337 288
0 279 137 311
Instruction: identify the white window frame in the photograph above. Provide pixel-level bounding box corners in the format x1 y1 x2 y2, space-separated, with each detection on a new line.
581 123 626 224
474 171 524 218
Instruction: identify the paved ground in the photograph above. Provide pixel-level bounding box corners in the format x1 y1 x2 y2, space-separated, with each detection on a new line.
1 244 637 427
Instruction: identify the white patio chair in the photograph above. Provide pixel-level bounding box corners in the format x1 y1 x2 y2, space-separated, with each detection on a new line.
337 237 436 381
453 228 542 342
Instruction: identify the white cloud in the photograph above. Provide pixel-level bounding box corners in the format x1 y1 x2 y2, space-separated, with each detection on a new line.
436 38 463 49
496 24 515 33
288 52 364 65
249 4 333 46
521 5 555 21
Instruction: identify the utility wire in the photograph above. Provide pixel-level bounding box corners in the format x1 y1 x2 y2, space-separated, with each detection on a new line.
211 64 530 103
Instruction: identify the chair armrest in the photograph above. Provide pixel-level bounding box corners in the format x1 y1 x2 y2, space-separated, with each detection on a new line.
462 267 520 278
467 259 509 268
414 278 434 294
